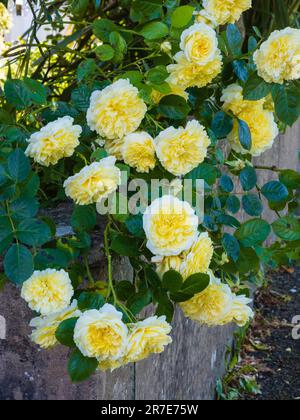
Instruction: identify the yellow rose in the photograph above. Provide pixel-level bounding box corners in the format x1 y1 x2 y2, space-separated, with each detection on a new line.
180 277 234 326
64 156 121 205
143 195 199 256
193 10 218 27
21 269 74 316
25 116 82 167
221 84 279 156
222 295 254 327
74 304 128 360
155 120 210 176
180 233 214 280
126 316 172 363
98 358 126 372
202 0 252 26
167 51 222 89
180 23 218 65
152 255 184 279
30 301 81 349
122 132 156 173
105 138 124 160
87 79 147 139
254 28 300 84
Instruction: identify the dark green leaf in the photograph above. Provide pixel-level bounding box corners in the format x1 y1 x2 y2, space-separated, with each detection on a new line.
261 181 289 202
220 175 234 193
272 84 300 126
111 234 141 257
272 216 300 241
68 349 98 383
162 270 183 293
243 74 273 100
115 281 135 301
211 112 233 138
7 149 30 183
4 79 32 110
222 233 240 262
77 292 105 311
157 95 190 120
240 166 257 191
238 119 252 151
235 219 271 247
242 194 263 216
71 206 97 232
226 24 243 56
16 219 51 246
4 244 34 284
55 317 79 347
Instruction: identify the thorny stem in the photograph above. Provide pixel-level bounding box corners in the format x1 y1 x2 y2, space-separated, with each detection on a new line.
84 256 95 287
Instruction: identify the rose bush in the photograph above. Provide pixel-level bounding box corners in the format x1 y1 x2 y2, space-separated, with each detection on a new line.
0 0 300 383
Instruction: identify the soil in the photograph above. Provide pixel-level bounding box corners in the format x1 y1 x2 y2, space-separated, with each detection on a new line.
241 267 300 400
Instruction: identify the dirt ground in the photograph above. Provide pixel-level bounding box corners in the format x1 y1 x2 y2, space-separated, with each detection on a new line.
241 267 300 400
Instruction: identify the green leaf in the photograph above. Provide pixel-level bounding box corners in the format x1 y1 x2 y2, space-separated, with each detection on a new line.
0 216 14 254
24 78 47 106
70 0 89 17
235 219 271 247
144 266 162 292
147 66 169 84
128 289 152 315
71 205 97 232
10 198 39 221
125 215 145 238
272 84 300 126
77 59 96 82
226 24 243 56
279 169 300 190
4 79 32 110
242 194 263 217
243 75 273 100
238 119 252 151
261 181 289 203
219 175 234 193
55 317 79 347
4 244 34 284
68 349 98 383
95 44 115 61
233 60 249 83
78 292 105 311
111 234 141 257
181 273 210 296
186 163 218 186
16 219 51 246
157 95 190 120
272 216 300 241
35 248 71 270
222 233 240 262
156 298 174 323
162 270 183 293
115 281 135 301
71 85 92 112
7 149 30 183
171 5 194 28
139 22 169 40
240 166 257 191
93 19 119 42
226 195 240 214
211 112 233 138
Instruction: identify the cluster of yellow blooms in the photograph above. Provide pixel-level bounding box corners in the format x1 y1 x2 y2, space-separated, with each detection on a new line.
21 269 172 370
143 195 253 327
221 84 279 156
20 1 300 369
167 22 222 90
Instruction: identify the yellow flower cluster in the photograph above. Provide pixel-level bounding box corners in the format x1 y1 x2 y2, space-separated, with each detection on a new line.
202 0 252 26
167 23 222 90
254 28 300 84
64 156 121 205
87 79 147 140
21 269 74 316
221 84 279 156
30 301 81 349
154 232 214 281
73 304 172 370
25 117 82 166
181 274 254 327
155 120 210 176
122 132 156 173
143 195 199 257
